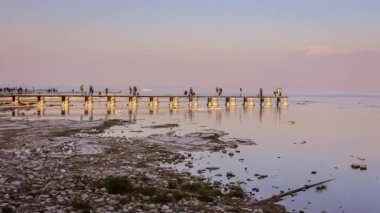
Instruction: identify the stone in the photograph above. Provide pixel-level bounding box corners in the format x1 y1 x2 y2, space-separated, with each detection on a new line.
360 164 367 170
226 172 235 178
161 205 170 210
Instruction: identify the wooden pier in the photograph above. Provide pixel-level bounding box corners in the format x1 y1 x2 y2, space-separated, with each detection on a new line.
0 94 289 113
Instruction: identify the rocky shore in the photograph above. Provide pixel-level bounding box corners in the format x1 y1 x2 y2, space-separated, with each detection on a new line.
0 118 285 212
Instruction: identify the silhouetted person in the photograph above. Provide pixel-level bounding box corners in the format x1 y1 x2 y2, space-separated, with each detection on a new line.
89 85 94 96
259 88 264 106
189 87 194 97
240 88 243 97
105 88 109 95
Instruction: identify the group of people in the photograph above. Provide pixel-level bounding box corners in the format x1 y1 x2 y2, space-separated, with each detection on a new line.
78 85 141 96
215 86 223 96
184 87 196 97
79 85 95 95
129 86 139 96
273 88 282 97
0 87 58 94
0 87 26 94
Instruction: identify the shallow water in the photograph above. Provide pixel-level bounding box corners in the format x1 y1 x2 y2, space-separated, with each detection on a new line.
1 96 380 212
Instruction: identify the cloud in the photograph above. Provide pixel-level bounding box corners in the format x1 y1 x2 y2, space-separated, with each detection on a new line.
302 45 341 57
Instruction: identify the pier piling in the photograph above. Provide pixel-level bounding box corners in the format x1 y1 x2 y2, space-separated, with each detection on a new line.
225 97 237 107
12 96 20 106
207 97 219 108
37 96 45 108
169 97 179 109
265 97 272 106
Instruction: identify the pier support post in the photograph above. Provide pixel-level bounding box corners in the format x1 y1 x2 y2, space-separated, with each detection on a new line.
106 96 116 115
85 96 93 108
243 97 255 107
189 96 198 108
169 97 179 109
61 96 69 116
149 97 159 108
61 96 69 107
265 97 272 106
84 96 93 115
283 97 289 106
225 97 236 107
107 96 116 107
37 96 45 108
207 97 219 108
128 96 138 107
12 96 20 106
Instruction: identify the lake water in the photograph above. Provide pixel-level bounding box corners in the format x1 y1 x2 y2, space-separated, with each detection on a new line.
1 95 380 212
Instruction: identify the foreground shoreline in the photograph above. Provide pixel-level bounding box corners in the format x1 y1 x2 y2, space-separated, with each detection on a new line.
0 118 285 212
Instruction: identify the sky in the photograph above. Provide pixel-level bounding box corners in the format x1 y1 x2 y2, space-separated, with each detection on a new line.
1 0 380 92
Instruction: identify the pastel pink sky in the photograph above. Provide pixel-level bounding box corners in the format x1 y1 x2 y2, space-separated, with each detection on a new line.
1 1 380 92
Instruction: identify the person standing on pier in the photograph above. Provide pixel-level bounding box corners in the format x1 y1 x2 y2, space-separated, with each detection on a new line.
240 88 243 97
189 87 196 97
89 85 94 96
129 86 132 96
80 85 84 95
105 88 109 95
259 88 264 106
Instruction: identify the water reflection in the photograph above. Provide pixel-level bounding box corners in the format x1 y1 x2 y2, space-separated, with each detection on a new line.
61 105 69 116
7 103 289 126
107 105 116 115
12 109 19 117
37 107 45 116
128 105 138 122
149 106 158 115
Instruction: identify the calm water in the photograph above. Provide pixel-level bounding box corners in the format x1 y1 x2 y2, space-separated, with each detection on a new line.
1 96 380 212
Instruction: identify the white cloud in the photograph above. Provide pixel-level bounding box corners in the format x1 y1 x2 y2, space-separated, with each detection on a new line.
302 45 341 57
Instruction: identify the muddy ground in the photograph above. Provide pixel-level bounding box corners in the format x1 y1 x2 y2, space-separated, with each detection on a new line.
0 118 285 212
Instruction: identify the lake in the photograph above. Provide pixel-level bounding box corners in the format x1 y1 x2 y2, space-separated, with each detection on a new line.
1 95 380 212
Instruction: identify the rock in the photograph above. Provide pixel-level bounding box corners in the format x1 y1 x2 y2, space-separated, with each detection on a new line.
226 172 235 178
253 209 264 213
81 193 89 200
108 199 119 206
95 198 105 203
161 205 170 210
205 166 219 171
360 164 367 170
57 196 65 203
351 163 360 169
311 171 317 174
